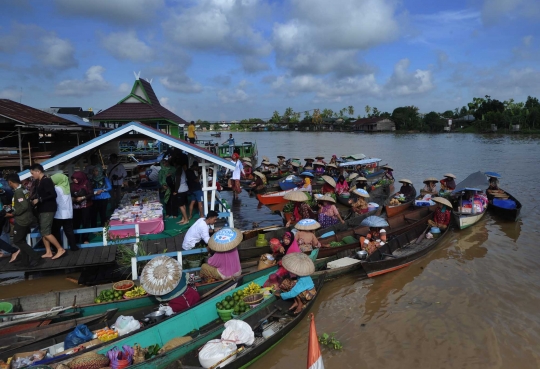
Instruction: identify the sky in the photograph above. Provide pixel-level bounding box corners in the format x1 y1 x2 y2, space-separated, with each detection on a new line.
1 0 539 121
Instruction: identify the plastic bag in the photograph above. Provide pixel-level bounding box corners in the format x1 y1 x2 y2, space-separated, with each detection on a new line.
64 324 94 349
221 319 255 346
158 304 174 316
114 315 141 336
199 339 237 368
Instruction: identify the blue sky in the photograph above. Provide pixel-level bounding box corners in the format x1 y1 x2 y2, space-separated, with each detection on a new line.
1 0 539 121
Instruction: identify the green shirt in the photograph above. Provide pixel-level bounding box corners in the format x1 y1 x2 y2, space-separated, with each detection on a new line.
12 186 36 227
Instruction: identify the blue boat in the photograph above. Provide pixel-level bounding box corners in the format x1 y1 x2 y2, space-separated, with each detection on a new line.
278 175 303 190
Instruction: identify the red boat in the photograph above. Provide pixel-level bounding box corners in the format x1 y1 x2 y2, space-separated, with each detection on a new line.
256 189 294 205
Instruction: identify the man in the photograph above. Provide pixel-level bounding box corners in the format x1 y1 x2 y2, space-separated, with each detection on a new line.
182 210 219 250
187 121 197 144
5 174 41 267
186 161 204 219
107 153 127 209
223 134 235 156
29 164 65 259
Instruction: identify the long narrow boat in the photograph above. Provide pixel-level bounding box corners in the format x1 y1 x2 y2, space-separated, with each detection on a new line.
452 206 487 230
384 187 417 218
256 189 294 205
360 222 450 277
450 171 490 230
487 190 522 222
278 175 303 191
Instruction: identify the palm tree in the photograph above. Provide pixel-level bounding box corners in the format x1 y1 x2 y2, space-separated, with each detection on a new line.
348 105 354 116
365 105 371 117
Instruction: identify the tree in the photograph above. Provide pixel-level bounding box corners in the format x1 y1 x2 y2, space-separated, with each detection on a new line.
312 109 323 126
348 105 354 116
270 110 281 124
392 106 420 130
525 96 540 109
283 107 294 122
459 106 469 118
472 95 504 120
339 108 347 117
365 105 371 118
371 107 381 117
442 110 454 119
423 111 446 132
321 108 334 118
527 107 540 129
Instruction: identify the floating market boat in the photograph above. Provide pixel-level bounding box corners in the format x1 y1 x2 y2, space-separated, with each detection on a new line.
256 189 294 206
339 157 385 179
384 187 417 218
484 172 522 221
278 175 303 191
451 171 489 230
217 141 258 162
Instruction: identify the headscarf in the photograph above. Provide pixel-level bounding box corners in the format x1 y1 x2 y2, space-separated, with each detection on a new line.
283 231 301 254
71 171 92 196
207 248 241 278
303 177 311 188
338 175 345 184
51 173 70 195
93 164 104 182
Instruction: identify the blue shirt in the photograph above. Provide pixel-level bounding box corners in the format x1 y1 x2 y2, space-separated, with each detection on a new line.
93 177 112 200
281 276 315 300
227 138 235 146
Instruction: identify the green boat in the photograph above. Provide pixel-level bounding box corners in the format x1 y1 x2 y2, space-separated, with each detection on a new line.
217 141 258 161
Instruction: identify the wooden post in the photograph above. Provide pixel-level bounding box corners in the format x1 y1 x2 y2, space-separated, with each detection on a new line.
28 142 32 166
18 127 23 170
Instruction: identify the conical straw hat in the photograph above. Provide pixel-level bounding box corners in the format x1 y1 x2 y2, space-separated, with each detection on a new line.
315 156 325 159
317 195 335 203
261 160 270 165
382 165 393 171
140 256 182 296
242 157 251 162
295 218 321 231
443 173 456 178
357 177 367 181
348 173 359 180
291 162 300 167
423 177 438 183
262 156 270 162
352 189 370 198
243 162 252 167
254 171 265 180
398 178 412 184
268 163 278 167
284 190 309 202
322 175 336 187
208 227 243 252
432 197 452 208
326 163 337 168
281 252 315 276
304 157 314 161
277 155 285 159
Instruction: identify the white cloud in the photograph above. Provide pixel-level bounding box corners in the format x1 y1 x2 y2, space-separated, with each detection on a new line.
481 0 540 24
159 97 176 112
38 34 77 68
160 75 202 94
100 31 153 62
386 59 434 96
54 0 165 24
55 65 110 96
0 87 21 100
118 83 131 94
523 35 533 46
217 83 250 103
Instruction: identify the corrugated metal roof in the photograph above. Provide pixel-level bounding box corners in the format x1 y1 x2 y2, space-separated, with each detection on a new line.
55 113 94 127
18 121 234 180
0 99 76 126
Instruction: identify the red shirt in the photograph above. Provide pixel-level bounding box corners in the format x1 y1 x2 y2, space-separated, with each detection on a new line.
433 207 451 226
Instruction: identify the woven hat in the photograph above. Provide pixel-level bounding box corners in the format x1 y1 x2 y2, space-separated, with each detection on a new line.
317 195 335 203
432 197 452 208
423 177 438 183
304 166 314 170
322 175 336 187
348 173 359 180
357 176 367 181
243 162 252 167
315 156 324 159
254 171 265 180
291 162 300 167
281 252 315 276
443 173 456 179
140 256 182 296
242 157 251 162
295 218 321 231
304 157 314 161
398 179 412 184
382 165 393 171
277 155 285 159
262 160 270 165
352 188 370 198
208 227 243 252
268 163 278 167
284 190 309 202
326 163 337 168
292 157 300 161
262 156 270 162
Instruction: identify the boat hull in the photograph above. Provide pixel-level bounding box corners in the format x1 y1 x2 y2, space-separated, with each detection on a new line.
488 191 522 221
452 209 487 230
384 188 417 218
256 189 293 205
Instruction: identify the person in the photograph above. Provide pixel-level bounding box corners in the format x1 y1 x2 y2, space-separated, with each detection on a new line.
186 161 204 219
273 253 316 314
335 175 349 195
440 173 456 191
354 176 368 191
294 220 321 252
299 177 312 193
286 199 316 227
360 226 387 255
269 232 302 263
242 161 253 180
0 180 15 257
200 227 242 281
182 210 219 250
231 153 245 200
84 155 98 181
4 174 41 267
29 164 65 259
421 178 438 196
427 197 452 230
260 160 270 173
51 174 78 251
289 161 300 175
315 156 326 165
170 162 190 224
487 176 503 195
338 166 349 180
395 179 415 200
277 155 286 167
107 153 127 210
268 163 279 175
355 165 368 178
349 189 370 214
223 134 235 156
159 159 176 206
249 171 266 191
146 163 161 183
71 171 93 244
382 166 394 181
187 121 197 143
91 164 112 228
317 196 344 228
314 163 325 175
321 176 336 195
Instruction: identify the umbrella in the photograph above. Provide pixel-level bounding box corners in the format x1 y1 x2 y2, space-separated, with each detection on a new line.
295 218 321 231
352 189 370 198
284 191 309 202
443 173 456 178
322 175 336 187
140 256 182 296
432 197 452 208
281 253 315 276
208 227 243 252
360 216 389 228
484 171 502 179
317 195 335 203
398 179 412 184
423 177 438 183
300 171 314 177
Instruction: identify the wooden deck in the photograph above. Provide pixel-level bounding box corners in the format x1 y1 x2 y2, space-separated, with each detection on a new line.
139 233 187 255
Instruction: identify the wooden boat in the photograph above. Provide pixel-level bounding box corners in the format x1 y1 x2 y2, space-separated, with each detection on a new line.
450 171 490 230
360 222 450 277
278 175 303 191
217 141 257 162
487 190 522 221
0 311 83 336
337 193 351 207
0 309 118 360
210 132 221 137
256 189 294 205
384 187 417 218
452 206 487 230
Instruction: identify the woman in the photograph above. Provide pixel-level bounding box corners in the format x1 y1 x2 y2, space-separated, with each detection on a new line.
326 164 339 178
321 175 336 195
349 189 370 214
231 153 245 200
200 228 242 282
317 196 344 228
51 173 78 251
440 173 456 191
427 197 452 230
71 171 93 244
382 166 394 181
355 177 368 191
360 226 387 255
486 176 503 195
287 199 316 227
335 175 349 195
159 159 176 206
421 178 438 196
274 253 317 314
294 219 321 252
395 179 415 200
249 171 267 192
314 163 325 176
263 232 302 288
91 165 112 228
277 155 286 167
289 161 300 175
329 155 338 165
299 177 312 193
171 162 190 224
242 162 254 180
268 163 279 175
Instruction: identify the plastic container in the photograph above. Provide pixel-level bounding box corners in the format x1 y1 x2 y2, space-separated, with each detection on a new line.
255 234 268 247
430 227 441 238
217 308 234 322
0 302 13 314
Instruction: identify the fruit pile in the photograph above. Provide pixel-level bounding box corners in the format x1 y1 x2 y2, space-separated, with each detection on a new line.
216 291 250 316
96 328 118 342
95 289 124 303
124 286 147 298
241 282 261 296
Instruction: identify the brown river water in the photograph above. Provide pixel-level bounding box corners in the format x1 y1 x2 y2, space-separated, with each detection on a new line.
3 132 539 368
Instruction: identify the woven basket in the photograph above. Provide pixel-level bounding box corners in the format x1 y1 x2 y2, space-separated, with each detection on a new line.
113 280 135 291
243 293 264 305
257 254 277 270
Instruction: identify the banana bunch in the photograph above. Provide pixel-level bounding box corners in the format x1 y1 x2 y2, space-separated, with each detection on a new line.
124 286 147 298
241 282 261 296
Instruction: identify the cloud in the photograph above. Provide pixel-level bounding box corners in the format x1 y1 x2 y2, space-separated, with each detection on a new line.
211 75 232 86
474 67 540 98
159 97 176 112
386 59 434 96
160 74 202 94
217 82 250 104
55 65 110 96
0 86 21 100
118 83 131 94
38 34 77 68
481 0 540 24
100 31 153 62
54 0 165 24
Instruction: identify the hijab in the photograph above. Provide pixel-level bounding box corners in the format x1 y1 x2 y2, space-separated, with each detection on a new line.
51 173 70 195
283 231 301 254
92 164 105 188
71 171 92 196
303 177 311 187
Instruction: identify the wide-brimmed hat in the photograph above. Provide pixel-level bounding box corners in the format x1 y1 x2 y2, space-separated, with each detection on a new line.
360 216 389 228
140 256 182 296
317 195 335 203
268 163 278 167
322 175 336 187
254 171 265 180
243 162 252 167
284 191 309 202
277 155 286 159
423 177 438 183
208 227 243 252
398 179 412 184
281 253 315 276
315 156 325 159
242 157 251 162
382 165 393 171
262 156 270 162
352 189 370 198
261 160 270 165
295 218 321 231
300 171 314 178
357 176 367 181
432 197 452 208
313 162 324 167
304 166 314 170
326 163 337 168
443 173 456 179
348 173 359 180
304 157 314 162
291 162 300 167
292 157 300 161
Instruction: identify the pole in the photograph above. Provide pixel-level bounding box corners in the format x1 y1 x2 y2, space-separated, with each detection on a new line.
18 127 23 171
28 142 32 166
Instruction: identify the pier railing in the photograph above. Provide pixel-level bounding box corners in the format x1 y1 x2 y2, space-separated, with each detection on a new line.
130 248 207 280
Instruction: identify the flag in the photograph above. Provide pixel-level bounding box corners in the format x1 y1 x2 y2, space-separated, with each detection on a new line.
307 313 324 369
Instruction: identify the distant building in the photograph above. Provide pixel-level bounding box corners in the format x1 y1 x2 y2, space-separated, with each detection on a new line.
350 117 396 132
51 107 95 118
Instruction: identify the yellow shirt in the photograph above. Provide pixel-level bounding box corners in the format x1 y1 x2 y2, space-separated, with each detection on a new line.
187 125 196 138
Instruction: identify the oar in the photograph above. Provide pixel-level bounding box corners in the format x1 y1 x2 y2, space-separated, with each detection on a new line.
415 225 431 244
208 346 245 369
200 279 233 299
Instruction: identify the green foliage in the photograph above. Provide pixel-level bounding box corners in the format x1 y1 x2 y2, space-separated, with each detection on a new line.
392 106 421 130
318 332 343 350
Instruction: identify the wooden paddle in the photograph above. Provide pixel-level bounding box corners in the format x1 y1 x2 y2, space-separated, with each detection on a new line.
200 279 233 299
208 346 245 369
415 225 431 244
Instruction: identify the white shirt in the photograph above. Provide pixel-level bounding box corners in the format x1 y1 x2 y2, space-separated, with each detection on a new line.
148 165 161 182
177 171 189 193
232 160 243 180
108 163 127 186
182 218 211 250
54 186 73 219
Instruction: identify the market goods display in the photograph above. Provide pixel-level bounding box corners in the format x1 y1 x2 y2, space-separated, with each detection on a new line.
123 286 147 298
96 328 118 342
67 352 109 369
94 285 146 303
